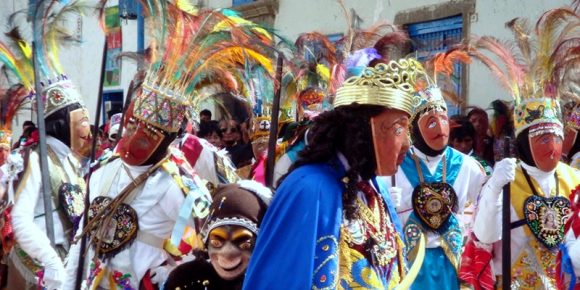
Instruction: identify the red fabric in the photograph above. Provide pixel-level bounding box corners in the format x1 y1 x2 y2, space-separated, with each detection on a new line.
459 233 495 290
181 134 204 169
23 129 39 147
139 270 158 290
566 185 580 238
1 207 14 255
250 156 267 186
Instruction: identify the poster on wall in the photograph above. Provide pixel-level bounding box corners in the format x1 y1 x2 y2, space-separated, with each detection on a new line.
104 6 122 87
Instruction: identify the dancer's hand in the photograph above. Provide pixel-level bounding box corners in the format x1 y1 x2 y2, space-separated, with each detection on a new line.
43 259 65 290
389 187 402 208
150 264 174 285
488 158 517 193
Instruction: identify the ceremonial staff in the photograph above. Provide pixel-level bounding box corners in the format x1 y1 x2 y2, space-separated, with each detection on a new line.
31 0 55 246
75 40 108 289
265 55 283 188
502 136 512 289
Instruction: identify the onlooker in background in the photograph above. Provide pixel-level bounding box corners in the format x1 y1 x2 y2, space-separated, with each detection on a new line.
200 109 212 122
488 100 516 162
12 121 36 150
107 113 122 150
466 106 494 165
450 116 492 175
220 119 253 168
450 116 475 155
97 124 109 155
220 119 242 147
197 120 223 149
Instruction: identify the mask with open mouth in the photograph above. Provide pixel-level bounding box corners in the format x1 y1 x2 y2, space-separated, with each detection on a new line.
208 225 255 280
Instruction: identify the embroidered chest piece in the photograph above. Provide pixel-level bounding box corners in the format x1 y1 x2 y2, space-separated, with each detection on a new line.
411 154 458 231
87 196 139 257
47 148 85 228
412 182 458 231
59 183 85 226
522 168 571 249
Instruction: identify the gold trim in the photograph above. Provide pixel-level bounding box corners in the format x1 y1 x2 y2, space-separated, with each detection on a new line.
334 59 423 115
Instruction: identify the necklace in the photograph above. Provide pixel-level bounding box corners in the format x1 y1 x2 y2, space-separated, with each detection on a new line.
355 181 397 269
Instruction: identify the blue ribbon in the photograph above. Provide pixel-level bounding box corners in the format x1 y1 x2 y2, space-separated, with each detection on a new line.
400 147 463 187
560 243 577 290
373 177 403 235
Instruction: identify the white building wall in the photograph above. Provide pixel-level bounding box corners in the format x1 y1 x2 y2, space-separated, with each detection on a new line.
273 0 570 110
0 0 573 139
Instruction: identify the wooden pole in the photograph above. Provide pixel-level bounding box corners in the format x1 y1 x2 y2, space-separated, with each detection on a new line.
502 136 512 290
75 39 108 289
265 55 283 188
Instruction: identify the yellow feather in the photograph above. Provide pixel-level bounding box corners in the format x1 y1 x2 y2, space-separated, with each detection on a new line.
316 64 330 82
213 16 272 40
175 0 198 15
17 40 32 60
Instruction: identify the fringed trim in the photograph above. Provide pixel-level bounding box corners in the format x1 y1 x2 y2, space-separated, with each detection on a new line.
338 226 353 289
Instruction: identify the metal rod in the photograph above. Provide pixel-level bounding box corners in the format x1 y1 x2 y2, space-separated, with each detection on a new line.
32 40 55 246
502 136 512 290
75 38 108 290
31 0 55 246
265 55 284 188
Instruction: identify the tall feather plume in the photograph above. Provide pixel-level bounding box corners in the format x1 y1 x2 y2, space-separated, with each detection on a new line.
421 48 471 106
0 35 33 132
292 32 337 91
472 36 526 97
463 38 520 96
506 18 534 66
350 22 398 51
0 85 32 131
33 0 89 80
372 29 409 62
534 8 578 87
135 1 277 114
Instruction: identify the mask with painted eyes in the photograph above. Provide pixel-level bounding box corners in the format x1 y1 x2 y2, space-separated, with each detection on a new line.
117 118 166 166
530 132 563 172
417 110 450 152
207 225 255 280
69 108 92 158
370 108 411 176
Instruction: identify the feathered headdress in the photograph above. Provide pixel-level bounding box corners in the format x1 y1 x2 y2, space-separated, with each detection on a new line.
335 0 409 79
126 1 275 133
285 32 337 121
0 30 35 149
465 8 580 138
0 85 31 148
33 0 89 117
410 48 472 120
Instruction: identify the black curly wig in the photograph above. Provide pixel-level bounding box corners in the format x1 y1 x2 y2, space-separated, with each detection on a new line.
282 103 386 219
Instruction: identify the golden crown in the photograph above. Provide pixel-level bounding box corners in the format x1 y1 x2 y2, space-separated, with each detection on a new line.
334 58 423 115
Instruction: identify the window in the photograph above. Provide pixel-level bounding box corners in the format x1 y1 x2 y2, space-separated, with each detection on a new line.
232 0 256 6
119 0 139 19
407 15 464 116
102 91 124 123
